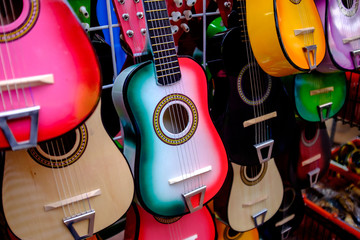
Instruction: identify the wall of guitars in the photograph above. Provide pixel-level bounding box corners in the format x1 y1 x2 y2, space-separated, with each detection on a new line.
1 0 360 239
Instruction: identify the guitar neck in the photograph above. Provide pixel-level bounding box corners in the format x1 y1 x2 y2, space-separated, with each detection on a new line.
143 0 181 85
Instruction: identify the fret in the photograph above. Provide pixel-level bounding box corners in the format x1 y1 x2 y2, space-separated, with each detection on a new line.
146 8 167 13
148 17 168 21
152 41 173 46
153 48 176 54
155 60 178 67
157 71 181 78
150 34 173 39
149 26 171 31
144 0 163 2
156 66 180 72
154 54 177 60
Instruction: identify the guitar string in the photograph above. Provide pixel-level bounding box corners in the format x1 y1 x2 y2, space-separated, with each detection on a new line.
145 0 189 207
0 0 30 109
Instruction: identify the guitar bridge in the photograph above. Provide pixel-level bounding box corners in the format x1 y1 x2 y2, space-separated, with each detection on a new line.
63 209 95 240
317 102 332 122
351 49 360 70
0 106 40 150
303 45 317 71
183 185 206 213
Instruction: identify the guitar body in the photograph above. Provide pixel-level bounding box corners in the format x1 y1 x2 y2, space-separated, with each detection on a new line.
316 0 360 72
208 27 296 166
214 217 259 240
2 102 134 240
296 121 331 188
112 57 228 217
124 203 216 240
214 160 283 232
0 0 101 149
247 0 326 77
292 71 346 122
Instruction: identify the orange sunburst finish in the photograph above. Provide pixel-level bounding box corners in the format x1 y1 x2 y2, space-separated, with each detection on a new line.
247 0 326 77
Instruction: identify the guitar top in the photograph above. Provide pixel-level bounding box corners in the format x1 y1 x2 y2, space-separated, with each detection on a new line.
315 0 360 72
124 203 216 240
207 26 296 166
0 0 101 150
2 102 134 240
247 0 326 77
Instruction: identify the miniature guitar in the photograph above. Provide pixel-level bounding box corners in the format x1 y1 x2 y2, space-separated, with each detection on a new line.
2 102 134 240
315 0 360 72
283 71 346 122
112 0 228 217
246 0 326 77
213 160 283 232
0 0 101 150
124 203 216 239
295 121 331 188
207 2 296 166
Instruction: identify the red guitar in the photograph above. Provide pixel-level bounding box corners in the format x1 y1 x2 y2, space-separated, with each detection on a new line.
0 0 101 150
296 121 331 188
124 203 216 240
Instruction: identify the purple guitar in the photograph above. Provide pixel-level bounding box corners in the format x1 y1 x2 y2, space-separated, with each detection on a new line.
316 0 360 72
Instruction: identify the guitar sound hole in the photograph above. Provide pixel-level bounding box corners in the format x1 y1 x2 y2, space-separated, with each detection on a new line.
163 104 189 134
245 164 262 179
240 162 267 186
38 130 77 157
342 0 354 9
0 0 23 25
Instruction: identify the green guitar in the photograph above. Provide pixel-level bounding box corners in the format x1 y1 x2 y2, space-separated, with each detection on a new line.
284 71 346 122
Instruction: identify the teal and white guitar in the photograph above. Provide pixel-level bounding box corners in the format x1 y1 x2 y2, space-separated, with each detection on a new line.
112 0 228 217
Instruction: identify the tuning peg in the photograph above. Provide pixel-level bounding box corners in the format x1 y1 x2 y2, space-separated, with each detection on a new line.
173 0 183 8
180 23 190 32
117 0 125 4
171 11 182 22
79 6 89 18
81 23 90 32
224 1 231 8
137 12 144 19
171 25 179 34
126 30 134 38
122 13 130 21
183 10 192 20
186 0 196 7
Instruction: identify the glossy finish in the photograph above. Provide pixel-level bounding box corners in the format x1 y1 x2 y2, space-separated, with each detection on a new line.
316 0 360 72
124 203 216 240
293 71 346 122
112 58 228 217
0 0 101 149
247 0 326 77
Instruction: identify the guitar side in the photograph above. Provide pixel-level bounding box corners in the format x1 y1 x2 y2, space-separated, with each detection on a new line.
2 102 134 240
113 57 228 217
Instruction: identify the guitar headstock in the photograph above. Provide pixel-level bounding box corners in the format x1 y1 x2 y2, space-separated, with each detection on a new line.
216 0 233 28
112 0 147 58
166 0 194 47
67 0 91 32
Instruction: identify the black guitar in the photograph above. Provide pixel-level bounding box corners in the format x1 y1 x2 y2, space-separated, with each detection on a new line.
206 2 296 166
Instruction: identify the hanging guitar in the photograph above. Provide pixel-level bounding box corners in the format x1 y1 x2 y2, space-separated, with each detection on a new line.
0 0 101 150
246 0 326 77
112 0 228 217
207 3 296 167
282 71 346 122
2 102 135 240
124 203 216 240
294 121 331 188
315 0 360 72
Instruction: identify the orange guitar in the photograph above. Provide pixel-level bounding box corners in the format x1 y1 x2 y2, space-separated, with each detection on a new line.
247 0 326 77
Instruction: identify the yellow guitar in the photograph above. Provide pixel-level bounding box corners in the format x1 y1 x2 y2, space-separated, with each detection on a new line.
247 0 326 77
2 101 134 240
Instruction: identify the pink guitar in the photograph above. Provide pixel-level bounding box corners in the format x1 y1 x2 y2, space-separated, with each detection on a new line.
124 203 216 240
315 0 360 72
0 0 101 150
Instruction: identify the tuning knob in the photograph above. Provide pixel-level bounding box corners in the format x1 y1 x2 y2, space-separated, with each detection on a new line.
224 1 231 8
180 23 190 32
171 11 181 22
122 13 129 21
118 0 125 4
79 6 89 18
173 0 183 8
137 12 144 19
183 10 192 20
186 0 196 6
171 25 179 34
81 23 90 32
126 30 134 37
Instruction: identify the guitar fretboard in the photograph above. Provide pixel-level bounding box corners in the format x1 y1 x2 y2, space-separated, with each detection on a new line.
143 0 181 86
